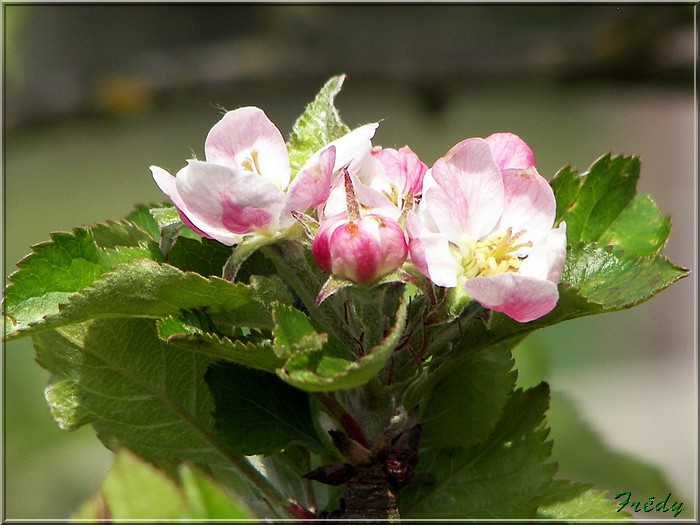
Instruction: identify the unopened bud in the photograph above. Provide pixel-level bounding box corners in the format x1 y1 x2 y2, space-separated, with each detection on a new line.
311 213 408 285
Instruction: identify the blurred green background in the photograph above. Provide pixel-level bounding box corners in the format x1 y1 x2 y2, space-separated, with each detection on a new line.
3 4 696 520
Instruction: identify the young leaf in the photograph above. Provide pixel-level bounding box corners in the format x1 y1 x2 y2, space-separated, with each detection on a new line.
159 320 285 374
207 362 324 456
399 384 556 519
18 259 277 337
536 480 630 520
273 303 328 357
287 74 351 175
125 203 167 241
418 345 517 449
429 242 687 359
276 296 408 392
90 219 155 249
73 448 255 520
551 153 640 244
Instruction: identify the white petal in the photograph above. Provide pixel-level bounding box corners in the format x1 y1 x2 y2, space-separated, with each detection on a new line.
204 107 290 190
519 222 568 282
406 213 461 288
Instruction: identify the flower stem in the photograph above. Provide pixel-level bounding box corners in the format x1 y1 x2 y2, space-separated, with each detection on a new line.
315 392 369 448
261 241 357 351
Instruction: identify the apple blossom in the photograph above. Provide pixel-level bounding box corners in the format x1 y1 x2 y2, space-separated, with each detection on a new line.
312 170 408 286
150 106 378 246
406 133 567 323
320 145 428 222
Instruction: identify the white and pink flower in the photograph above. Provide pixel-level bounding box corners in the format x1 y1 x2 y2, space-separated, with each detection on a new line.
320 145 428 222
311 168 409 286
150 106 378 246
406 133 567 323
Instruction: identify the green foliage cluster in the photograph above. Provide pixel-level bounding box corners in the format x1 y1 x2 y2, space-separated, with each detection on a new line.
3 75 687 520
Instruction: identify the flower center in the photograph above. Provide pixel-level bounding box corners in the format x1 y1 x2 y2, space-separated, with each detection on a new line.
458 228 532 278
241 150 263 176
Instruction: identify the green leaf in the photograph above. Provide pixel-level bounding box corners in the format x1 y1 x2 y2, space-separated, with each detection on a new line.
596 194 672 256
562 243 687 309
536 480 630 520
273 303 327 357
33 319 226 465
159 321 285 374
428 241 687 359
418 345 517 449
166 236 232 277
73 448 255 520
400 384 556 519
18 259 277 337
551 153 640 244
287 74 351 175
276 296 408 392
125 203 165 240
90 219 155 249
4 225 161 339
207 362 323 455
178 461 256 519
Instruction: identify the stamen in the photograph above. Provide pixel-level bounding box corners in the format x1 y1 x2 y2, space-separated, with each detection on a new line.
459 228 533 277
241 151 263 176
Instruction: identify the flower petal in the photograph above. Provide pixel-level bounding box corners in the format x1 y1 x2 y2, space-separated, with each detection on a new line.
464 273 559 323
282 145 336 227
484 132 535 171
430 138 504 241
519 222 567 283
406 213 462 288
322 171 400 221
495 167 557 234
150 165 216 240
327 122 379 174
371 145 428 196
176 160 285 243
204 107 290 190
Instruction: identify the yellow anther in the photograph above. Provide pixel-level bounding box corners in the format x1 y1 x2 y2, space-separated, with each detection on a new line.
241 150 263 176
458 228 532 277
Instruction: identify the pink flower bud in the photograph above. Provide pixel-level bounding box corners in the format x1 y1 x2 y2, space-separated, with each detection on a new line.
311 213 408 285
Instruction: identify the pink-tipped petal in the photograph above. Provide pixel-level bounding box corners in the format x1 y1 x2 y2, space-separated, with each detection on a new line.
464 273 559 323
176 160 285 243
372 145 428 196
204 107 290 190
150 165 214 239
495 167 557 234
283 146 336 227
484 132 535 171
430 138 504 241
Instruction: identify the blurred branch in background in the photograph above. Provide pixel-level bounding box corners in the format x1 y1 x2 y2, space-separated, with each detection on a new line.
4 4 695 128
